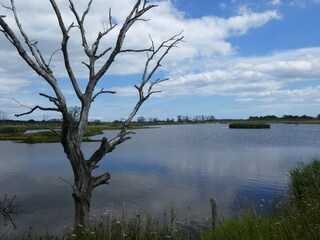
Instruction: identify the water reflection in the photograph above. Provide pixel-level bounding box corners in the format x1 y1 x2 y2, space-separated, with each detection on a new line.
1 124 320 236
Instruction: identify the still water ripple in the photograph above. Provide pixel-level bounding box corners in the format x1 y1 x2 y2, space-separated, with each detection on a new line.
1 123 320 235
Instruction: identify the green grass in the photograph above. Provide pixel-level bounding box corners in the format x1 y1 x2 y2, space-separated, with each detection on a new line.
0 126 26 134
202 158 320 240
289 159 320 208
0 123 147 143
201 206 320 240
18 208 201 240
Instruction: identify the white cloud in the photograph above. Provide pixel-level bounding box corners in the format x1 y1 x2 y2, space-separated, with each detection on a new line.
0 0 281 77
270 0 282 6
219 2 227 10
0 77 30 94
286 0 320 8
224 11 281 36
288 1 305 8
0 0 289 119
150 47 320 101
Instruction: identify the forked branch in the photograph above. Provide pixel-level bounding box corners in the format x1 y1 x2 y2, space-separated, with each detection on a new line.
88 32 184 167
92 0 158 83
12 98 60 117
7 0 52 73
50 0 83 102
91 88 116 103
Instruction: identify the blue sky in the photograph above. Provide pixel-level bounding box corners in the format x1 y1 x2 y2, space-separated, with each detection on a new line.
1 0 320 121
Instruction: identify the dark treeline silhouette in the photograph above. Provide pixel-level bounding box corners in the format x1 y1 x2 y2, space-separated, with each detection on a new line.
1 114 319 126
177 115 215 122
249 114 317 120
134 115 215 124
0 119 62 125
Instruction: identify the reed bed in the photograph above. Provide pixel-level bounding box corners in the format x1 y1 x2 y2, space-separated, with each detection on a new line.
202 158 320 240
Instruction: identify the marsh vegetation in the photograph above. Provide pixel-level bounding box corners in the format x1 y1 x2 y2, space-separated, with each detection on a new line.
229 122 271 129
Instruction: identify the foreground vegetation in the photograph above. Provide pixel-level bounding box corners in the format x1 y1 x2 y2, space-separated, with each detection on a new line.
3 158 318 239
202 159 320 240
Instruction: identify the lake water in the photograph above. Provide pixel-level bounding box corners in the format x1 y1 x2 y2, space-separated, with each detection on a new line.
1 123 320 236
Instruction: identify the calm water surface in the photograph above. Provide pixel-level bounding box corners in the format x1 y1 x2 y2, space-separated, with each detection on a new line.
1 123 320 236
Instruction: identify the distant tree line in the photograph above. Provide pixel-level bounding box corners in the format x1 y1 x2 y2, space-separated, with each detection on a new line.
176 115 215 122
135 115 215 123
2 112 320 125
249 114 317 120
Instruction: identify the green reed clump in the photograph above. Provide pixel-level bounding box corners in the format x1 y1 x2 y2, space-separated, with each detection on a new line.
201 206 320 240
202 158 320 240
289 159 320 208
229 122 270 129
0 126 26 134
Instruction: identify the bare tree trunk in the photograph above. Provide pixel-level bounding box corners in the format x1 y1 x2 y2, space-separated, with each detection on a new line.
0 0 183 228
74 197 90 227
60 118 92 225
73 175 92 226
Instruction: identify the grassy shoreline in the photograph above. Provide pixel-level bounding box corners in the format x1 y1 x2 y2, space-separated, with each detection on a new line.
0 123 147 143
202 159 320 240
1 119 320 143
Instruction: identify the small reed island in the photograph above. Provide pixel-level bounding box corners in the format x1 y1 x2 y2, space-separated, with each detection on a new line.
229 122 271 129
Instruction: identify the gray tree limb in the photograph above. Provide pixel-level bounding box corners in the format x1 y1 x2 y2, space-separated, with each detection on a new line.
0 0 184 227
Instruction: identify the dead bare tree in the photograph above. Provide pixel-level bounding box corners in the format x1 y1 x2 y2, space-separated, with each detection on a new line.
0 0 183 226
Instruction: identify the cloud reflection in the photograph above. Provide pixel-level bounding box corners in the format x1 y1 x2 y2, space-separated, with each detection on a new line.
1 124 320 236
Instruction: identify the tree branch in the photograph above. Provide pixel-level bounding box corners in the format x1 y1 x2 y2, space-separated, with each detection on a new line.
68 0 91 56
143 31 184 85
120 47 152 53
12 98 60 117
82 61 90 69
92 172 111 188
8 0 50 72
91 9 116 58
91 0 157 84
15 106 60 117
88 137 110 168
146 78 169 97
48 49 60 68
39 92 60 107
50 0 83 102
0 10 48 78
91 88 116 103
48 127 61 138
87 30 183 166
105 32 184 151
95 47 112 60
0 1 71 120
1 1 184 226
88 130 134 168
58 177 73 189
